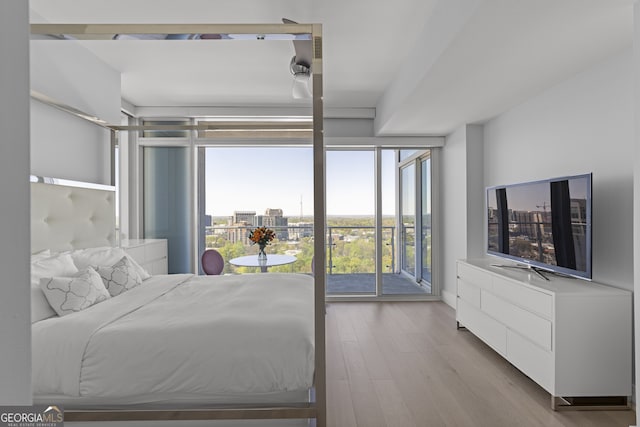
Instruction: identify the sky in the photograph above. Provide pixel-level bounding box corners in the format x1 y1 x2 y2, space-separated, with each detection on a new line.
205 147 397 217
488 176 589 212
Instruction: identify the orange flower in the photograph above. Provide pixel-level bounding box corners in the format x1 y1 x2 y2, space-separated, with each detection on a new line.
249 226 275 246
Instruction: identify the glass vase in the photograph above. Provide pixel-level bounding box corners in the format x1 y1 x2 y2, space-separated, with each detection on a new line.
258 245 267 261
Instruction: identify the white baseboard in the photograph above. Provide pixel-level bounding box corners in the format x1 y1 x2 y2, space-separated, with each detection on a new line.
442 289 456 308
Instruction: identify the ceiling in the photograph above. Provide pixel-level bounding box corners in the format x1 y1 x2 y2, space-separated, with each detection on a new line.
29 0 634 135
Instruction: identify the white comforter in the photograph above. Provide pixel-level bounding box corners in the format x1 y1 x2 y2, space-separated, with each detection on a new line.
32 273 315 400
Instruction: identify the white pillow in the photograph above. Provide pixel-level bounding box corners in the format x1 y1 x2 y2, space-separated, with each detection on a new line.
70 246 151 281
31 253 79 287
31 249 51 261
31 253 79 323
40 267 110 317
95 256 143 297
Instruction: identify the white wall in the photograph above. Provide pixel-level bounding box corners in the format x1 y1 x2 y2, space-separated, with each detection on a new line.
30 40 121 184
441 127 466 305
0 1 31 404
483 49 634 291
633 3 640 424
440 124 483 305
30 101 112 183
465 125 484 259
441 49 634 305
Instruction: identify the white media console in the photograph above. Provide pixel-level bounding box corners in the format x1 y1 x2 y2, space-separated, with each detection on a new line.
455 258 632 409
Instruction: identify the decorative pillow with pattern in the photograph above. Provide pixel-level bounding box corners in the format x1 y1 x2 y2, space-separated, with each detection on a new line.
95 256 143 297
31 252 80 322
40 267 110 317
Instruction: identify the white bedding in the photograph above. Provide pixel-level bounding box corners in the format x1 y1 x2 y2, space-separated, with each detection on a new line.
32 273 315 404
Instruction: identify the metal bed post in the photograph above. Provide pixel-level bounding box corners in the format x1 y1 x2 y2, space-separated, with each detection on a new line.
311 22 326 427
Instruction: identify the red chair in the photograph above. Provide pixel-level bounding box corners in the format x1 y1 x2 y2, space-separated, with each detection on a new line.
202 249 224 275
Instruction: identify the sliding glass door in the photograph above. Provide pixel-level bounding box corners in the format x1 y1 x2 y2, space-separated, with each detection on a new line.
395 150 433 293
325 148 435 298
421 157 432 287
400 163 416 276
325 150 376 295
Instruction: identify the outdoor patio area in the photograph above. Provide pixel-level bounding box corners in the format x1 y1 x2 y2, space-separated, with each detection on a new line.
326 273 431 295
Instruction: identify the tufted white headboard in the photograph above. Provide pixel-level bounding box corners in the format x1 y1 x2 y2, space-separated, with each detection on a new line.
31 180 116 254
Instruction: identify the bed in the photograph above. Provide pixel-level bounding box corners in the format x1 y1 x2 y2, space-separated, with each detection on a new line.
33 272 315 407
30 178 322 426
29 21 326 425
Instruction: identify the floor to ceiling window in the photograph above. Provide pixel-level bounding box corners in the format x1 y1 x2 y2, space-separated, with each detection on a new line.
396 150 433 293
380 149 402 294
400 162 416 276
199 146 314 275
325 148 434 298
136 119 439 299
326 150 376 295
421 156 432 285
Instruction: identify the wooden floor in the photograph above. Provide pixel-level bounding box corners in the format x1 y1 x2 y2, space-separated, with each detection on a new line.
325 301 636 427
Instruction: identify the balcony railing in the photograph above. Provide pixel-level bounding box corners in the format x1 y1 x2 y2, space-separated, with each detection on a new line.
204 224 398 275
205 223 431 294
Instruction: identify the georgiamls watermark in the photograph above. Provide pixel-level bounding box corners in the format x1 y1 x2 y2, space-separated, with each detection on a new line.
0 405 63 427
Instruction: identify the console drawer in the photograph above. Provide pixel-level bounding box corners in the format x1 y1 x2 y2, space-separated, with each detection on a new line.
493 275 553 319
457 297 506 356
457 279 481 308
457 262 492 290
507 329 554 393
482 291 552 351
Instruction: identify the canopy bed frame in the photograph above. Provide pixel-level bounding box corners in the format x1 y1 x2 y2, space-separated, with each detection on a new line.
30 22 326 426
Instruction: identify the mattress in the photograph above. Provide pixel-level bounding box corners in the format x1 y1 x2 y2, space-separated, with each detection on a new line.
32 273 315 406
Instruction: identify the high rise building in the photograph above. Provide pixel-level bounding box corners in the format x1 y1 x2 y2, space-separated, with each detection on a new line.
228 211 256 243
265 208 283 217
258 208 289 240
288 222 313 240
233 211 256 225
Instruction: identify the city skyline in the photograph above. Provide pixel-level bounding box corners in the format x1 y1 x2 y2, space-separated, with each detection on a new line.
204 147 397 217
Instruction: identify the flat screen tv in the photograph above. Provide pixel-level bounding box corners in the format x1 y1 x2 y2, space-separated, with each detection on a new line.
486 173 592 280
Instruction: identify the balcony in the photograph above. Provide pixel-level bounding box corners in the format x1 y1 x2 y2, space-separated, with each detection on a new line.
325 273 430 295
204 224 431 295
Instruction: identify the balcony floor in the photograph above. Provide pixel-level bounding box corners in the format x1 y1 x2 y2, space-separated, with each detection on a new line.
326 273 431 295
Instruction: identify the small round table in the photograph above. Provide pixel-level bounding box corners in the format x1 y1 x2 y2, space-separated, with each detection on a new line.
229 254 297 273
